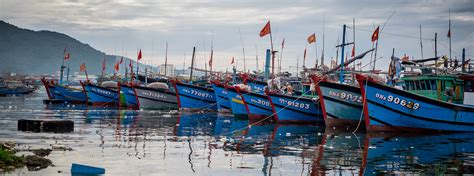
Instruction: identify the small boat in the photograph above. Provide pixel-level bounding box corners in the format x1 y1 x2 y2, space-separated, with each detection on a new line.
225 84 249 118
133 82 179 110
82 81 119 106
117 82 139 109
266 88 323 124
41 78 86 103
171 80 217 111
237 86 273 121
311 76 365 131
356 74 474 132
210 80 232 112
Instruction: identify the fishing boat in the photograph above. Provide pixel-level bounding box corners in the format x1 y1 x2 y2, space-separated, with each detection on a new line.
356 74 474 132
236 74 274 120
311 76 365 131
82 81 119 106
117 82 139 109
133 82 178 110
41 78 87 103
171 80 217 111
266 85 323 124
210 80 231 112
225 84 249 118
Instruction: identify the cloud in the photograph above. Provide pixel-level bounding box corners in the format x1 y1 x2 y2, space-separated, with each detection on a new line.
1 0 472 72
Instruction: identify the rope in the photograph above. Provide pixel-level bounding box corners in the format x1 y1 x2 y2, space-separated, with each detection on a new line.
352 78 368 134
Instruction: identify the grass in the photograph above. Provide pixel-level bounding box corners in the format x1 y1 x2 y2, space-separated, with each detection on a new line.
0 148 24 170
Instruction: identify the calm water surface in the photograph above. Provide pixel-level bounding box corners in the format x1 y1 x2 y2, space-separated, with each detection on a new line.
0 88 473 175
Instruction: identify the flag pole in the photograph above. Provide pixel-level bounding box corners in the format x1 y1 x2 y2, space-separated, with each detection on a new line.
321 14 325 68
269 29 275 77
238 28 246 73
339 24 346 83
255 44 259 77
279 38 284 74
314 39 318 68
164 42 168 76
448 8 452 60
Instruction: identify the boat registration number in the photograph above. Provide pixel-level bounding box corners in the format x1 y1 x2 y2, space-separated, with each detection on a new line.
183 88 212 99
375 93 420 110
279 98 310 109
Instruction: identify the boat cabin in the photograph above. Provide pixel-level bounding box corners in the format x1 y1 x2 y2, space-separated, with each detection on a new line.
401 75 464 104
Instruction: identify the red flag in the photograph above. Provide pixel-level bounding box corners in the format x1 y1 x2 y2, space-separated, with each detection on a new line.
281 38 285 49
101 57 106 72
64 53 70 60
137 49 142 61
351 45 355 58
371 26 380 42
80 63 86 72
259 21 271 37
447 29 451 38
307 33 316 44
119 57 123 64
114 62 119 71
209 50 213 68
231 57 235 64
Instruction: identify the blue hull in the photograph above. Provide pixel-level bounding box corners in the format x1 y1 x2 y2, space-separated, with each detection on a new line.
49 85 87 102
210 81 231 112
118 83 139 108
172 81 217 110
357 75 474 132
226 86 248 117
239 89 273 119
83 83 119 106
317 81 365 131
268 92 323 123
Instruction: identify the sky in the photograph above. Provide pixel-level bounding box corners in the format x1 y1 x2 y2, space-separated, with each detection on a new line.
1 0 473 74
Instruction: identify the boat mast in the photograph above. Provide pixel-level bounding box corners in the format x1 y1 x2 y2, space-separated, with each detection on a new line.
435 33 438 75
255 44 259 77
189 47 196 81
321 14 325 68
164 42 168 77
239 28 246 73
339 24 346 83
448 9 452 60
419 25 424 59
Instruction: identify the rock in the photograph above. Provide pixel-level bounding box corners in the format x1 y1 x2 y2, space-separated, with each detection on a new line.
1 142 16 153
51 145 72 151
31 149 52 157
25 155 52 171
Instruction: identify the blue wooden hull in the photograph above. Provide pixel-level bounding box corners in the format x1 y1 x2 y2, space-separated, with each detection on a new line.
226 86 248 117
134 85 178 110
210 81 231 112
172 81 217 110
267 92 323 123
357 75 474 132
239 89 273 120
83 83 119 106
317 81 365 131
118 83 139 108
49 85 87 103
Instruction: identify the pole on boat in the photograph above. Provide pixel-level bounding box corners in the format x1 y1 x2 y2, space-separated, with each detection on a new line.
339 24 346 84
264 49 271 80
448 9 452 60
419 24 424 59
136 48 139 83
189 47 196 81
255 44 259 77
296 55 299 78
435 33 438 75
164 42 168 77
462 48 466 73
321 14 325 68
238 28 246 73
279 38 284 74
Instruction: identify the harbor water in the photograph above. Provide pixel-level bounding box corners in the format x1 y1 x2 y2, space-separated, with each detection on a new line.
0 88 473 175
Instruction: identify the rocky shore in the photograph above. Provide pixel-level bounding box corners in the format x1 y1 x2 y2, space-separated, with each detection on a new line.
0 142 71 173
